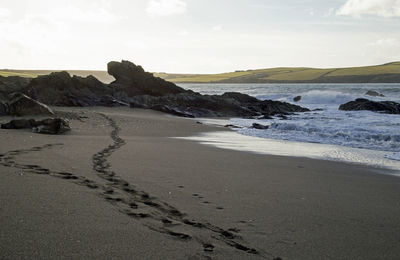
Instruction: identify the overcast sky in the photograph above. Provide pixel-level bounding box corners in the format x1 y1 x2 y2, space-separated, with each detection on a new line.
0 0 399 73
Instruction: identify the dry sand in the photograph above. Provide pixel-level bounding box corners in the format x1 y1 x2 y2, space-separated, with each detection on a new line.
1 107 400 260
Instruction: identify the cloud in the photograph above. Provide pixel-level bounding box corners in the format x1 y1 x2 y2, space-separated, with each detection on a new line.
368 38 400 46
0 8 11 19
212 25 223 31
146 0 187 17
337 0 400 17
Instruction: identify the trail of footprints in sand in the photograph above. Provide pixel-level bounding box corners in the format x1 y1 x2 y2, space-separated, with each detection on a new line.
0 113 269 259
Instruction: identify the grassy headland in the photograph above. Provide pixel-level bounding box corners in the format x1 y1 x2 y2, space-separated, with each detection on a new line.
1 62 400 83
154 62 400 83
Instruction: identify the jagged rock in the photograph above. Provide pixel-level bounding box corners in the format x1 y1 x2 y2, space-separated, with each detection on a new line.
339 98 400 114
129 90 310 118
108 60 187 97
365 90 385 97
252 123 269 129
293 96 302 102
0 60 311 119
0 100 7 116
27 72 114 106
221 92 259 103
1 118 70 134
0 75 31 99
7 93 54 116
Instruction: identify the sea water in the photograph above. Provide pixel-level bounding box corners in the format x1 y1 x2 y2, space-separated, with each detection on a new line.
178 83 400 172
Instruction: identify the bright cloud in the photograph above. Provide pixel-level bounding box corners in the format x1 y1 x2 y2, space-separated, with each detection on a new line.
212 25 223 31
0 8 11 19
146 0 187 17
337 0 400 17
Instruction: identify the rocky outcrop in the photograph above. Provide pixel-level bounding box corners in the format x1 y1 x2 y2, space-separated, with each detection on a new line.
7 93 54 116
108 60 187 97
0 100 7 116
129 91 309 118
1 118 70 134
339 98 400 114
365 90 385 97
0 75 31 98
221 92 259 103
27 71 116 106
0 60 311 118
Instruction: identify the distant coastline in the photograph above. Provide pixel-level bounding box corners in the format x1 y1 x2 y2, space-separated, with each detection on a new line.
1 61 400 84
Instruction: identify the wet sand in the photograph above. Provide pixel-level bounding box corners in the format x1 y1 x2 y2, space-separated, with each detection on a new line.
1 107 399 259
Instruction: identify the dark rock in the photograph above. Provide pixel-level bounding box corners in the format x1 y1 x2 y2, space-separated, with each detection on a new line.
7 93 54 116
365 90 385 97
32 118 71 134
252 123 269 129
0 100 7 116
0 60 311 119
1 118 70 134
108 60 186 97
224 124 242 128
339 98 400 114
1 119 36 129
221 92 259 103
0 75 31 99
27 72 114 106
293 96 302 102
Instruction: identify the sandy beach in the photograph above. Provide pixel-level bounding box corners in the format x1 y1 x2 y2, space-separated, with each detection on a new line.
1 107 400 260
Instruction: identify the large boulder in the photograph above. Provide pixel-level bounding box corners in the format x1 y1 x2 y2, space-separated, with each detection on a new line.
339 98 400 114
108 60 187 97
7 93 54 116
1 118 70 134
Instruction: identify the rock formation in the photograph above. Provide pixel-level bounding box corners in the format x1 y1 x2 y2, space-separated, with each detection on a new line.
1 118 70 134
108 60 186 97
27 71 115 106
0 60 311 118
7 93 54 116
339 98 400 114
0 100 7 116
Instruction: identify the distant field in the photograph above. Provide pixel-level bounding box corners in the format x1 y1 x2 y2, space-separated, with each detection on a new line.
0 70 115 83
1 62 400 84
155 62 400 83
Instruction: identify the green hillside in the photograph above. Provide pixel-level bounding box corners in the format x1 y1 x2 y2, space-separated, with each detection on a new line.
1 62 400 84
0 69 115 83
155 62 400 83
